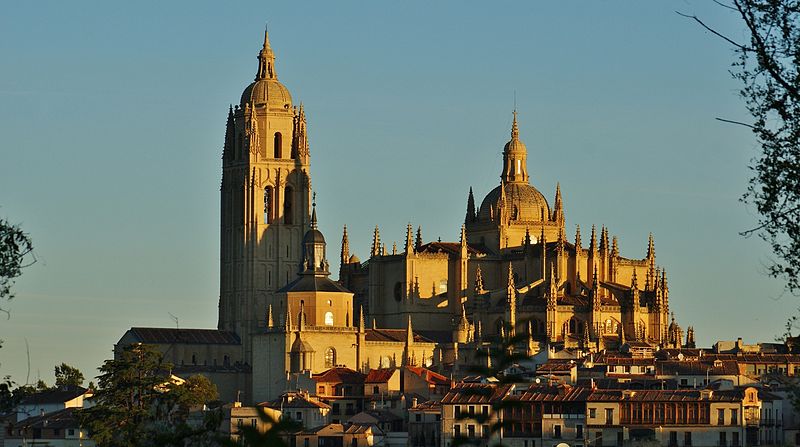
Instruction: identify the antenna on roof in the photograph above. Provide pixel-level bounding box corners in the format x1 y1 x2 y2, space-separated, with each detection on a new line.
168 312 180 330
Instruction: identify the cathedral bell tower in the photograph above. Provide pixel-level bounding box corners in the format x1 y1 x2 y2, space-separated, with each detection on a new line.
219 28 311 361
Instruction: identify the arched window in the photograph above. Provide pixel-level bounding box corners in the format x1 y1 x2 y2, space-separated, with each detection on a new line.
568 318 577 334
274 132 282 158
324 347 336 368
324 311 334 326
263 186 273 224
393 282 402 302
283 186 293 224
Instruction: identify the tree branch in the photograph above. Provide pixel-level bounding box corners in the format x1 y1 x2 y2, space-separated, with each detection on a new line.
676 11 748 49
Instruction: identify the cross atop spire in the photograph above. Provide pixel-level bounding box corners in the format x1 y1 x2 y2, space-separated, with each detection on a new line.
511 110 520 140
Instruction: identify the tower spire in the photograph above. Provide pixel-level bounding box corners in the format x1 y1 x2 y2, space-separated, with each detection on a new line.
256 24 277 80
465 187 476 224
310 192 318 230
340 225 350 266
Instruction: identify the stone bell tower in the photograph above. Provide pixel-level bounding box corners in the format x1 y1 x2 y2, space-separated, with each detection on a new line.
219 28 311 361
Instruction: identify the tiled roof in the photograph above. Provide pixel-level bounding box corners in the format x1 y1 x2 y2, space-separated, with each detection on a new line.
657 360 740 376
440 383 512 404
126 327 240 345
588 389 744 402
262 394 331 410
365 328 433 343
406 366 449 385
510 385 591 402
411 400 442 410
536 361 576 373
364 368 396 384
313 367 365 384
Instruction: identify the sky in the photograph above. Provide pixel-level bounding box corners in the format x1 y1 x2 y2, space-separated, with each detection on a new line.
0 1 793 386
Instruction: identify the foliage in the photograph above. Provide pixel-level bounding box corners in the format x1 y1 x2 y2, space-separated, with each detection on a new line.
684 1 800 292
55 362 85 388
0 217 33 301
451 324 531 447
78 344 219 447
220 407 301 447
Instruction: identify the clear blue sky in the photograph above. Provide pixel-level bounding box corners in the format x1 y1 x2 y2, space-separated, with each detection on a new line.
0 1 791 386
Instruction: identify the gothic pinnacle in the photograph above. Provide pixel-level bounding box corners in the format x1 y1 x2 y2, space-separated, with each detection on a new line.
466 187 476 224
415 226 422 251
590 225 597 253
647 233 655 259
371 226 381 257
267 304 273 328
341 225 350 263
575 225 582 251
405 223 414 254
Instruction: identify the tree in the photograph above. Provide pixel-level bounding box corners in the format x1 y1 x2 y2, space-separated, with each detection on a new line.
0 218 33 302
681 1 800 292
78 344 219 446
54 363 84 388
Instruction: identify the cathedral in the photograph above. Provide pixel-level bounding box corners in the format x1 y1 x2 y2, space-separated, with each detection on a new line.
117 29 691 404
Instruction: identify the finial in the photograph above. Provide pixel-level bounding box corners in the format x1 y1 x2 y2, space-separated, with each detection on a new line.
647 233 655 259
631 268 638 290
511 110 519 139
310 192 318 229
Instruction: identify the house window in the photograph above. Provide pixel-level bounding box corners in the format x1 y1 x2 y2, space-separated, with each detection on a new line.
605 408 614 424
731 409 738 425
373 385 379 394
720 432 727 446
68 429 75 436
325 311 334 326
732 432 740 447
467 424 475 438
684 431 692 446
577 425 583 438
454 425 461 437
554 425 562 438
590 408 596 418
719 409 725 425
669 431 678 447
455 405 461 418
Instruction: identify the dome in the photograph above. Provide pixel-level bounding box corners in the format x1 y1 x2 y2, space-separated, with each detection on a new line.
303 228 326 245
348 254 360 264
240 79 293 110
504 137 527 155
478 182 551 223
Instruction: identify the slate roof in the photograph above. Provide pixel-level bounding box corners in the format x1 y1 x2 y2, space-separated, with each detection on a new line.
587 389 744 402
262 394 331 410
126 327 240 345
658 360 741 376
365 329 433 344
278 275 351 293
19 387 88 406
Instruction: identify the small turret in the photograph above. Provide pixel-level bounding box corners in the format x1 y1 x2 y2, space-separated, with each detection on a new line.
284 305 293 331
358 305 365 334
589 225 597 254
600 226 609 253
405 223 414 255
575 225 582 252
415 226 423 251
685 326 696 348
553 182 564 222
340 225 350 269
371 226 381 257
507 263 517 337
465 187 476 224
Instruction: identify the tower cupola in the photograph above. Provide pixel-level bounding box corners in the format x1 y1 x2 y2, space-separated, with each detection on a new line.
501 111 529 184
301 196 330 275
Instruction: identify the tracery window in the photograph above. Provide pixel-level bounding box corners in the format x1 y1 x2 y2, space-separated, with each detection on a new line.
324 311 334 326
283 186 293 224
274 132 282 158
263 186 273 224
324 347 336 368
